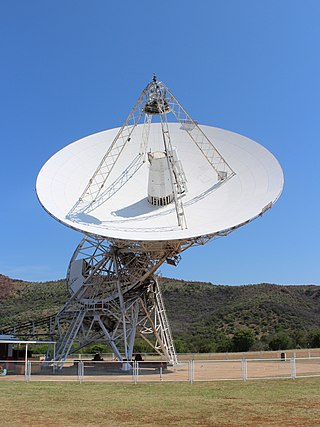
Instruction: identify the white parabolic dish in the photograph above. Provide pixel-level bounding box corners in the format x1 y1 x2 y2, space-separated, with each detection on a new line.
36 123 284 242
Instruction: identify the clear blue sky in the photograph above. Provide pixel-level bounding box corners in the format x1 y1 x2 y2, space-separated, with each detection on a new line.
0 1 319 285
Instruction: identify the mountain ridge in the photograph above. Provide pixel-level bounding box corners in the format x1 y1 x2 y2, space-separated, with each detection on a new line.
1 274 320 351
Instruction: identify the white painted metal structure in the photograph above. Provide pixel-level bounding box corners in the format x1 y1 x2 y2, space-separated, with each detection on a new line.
37 123 282 241
36 76 283 367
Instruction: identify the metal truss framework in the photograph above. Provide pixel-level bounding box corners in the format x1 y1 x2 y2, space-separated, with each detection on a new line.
49 235 183 366
67 76 235 230
1 205 275 368
50 215 254 366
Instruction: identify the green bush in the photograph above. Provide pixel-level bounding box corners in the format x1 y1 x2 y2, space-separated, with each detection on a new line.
268 332 293 351
231 328 255 352
307 329 320 348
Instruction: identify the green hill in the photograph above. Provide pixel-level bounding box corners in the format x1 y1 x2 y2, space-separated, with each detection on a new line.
1 274 320 352
0 275 67 328
161 279 320 351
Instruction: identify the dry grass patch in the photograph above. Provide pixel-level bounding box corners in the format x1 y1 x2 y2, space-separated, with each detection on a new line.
0 378 320 426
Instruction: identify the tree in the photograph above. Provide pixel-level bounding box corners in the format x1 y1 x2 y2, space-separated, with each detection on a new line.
307 330 320 348
231 328 255 352
215 333 232 353
268 332 293 351
290 330 307 349
134 338 152 353
197 339 216 353
174 338 189 353
82 343 109 354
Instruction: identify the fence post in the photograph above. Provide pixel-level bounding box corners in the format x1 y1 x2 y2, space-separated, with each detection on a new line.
290 357 296 380
25 360 31 383
78 360 84 383
189 360 194 384
241 359 248 381
133 361 138 384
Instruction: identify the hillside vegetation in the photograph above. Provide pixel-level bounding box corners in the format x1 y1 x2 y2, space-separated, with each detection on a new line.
0 275 67 327
1 274 320 352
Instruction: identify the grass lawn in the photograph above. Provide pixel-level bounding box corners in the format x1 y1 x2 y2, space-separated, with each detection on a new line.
0 378 320 426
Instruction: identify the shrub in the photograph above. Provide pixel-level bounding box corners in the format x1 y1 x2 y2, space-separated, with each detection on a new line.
268 332 293 351
231 328 255 352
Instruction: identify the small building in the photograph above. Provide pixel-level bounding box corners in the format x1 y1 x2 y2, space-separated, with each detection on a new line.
0 335 56 376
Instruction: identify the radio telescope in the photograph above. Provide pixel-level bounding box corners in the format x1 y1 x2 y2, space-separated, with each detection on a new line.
36 75 284 365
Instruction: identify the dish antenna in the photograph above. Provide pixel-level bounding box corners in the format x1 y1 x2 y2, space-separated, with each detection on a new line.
37 75 283 366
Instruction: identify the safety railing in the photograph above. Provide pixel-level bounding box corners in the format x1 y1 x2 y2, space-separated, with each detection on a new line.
30 348 320 362
1 357 320 383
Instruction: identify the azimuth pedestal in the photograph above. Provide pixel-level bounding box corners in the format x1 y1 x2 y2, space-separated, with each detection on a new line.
51 236 184 365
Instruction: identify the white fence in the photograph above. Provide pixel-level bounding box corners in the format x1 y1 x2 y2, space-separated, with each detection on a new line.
57 348 320 361
1 357 320 383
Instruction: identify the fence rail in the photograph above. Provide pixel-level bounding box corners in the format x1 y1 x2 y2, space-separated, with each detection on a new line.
39 348 320 362
1 357 320 383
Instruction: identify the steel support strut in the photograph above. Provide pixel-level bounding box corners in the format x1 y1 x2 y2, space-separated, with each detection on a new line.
49 235 179 366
